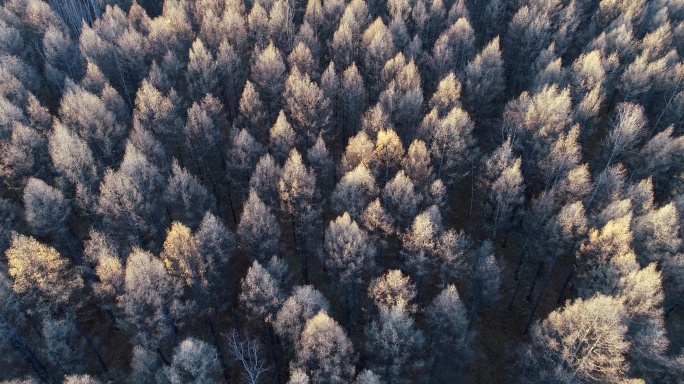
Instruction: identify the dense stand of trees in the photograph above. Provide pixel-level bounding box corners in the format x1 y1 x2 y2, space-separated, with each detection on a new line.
0 0 683 382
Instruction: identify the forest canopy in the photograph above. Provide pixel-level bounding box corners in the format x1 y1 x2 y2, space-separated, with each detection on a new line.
0 0 683 382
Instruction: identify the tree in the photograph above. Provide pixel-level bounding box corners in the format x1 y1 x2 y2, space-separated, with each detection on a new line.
6 233 83 316
274 285 330 346
122 248 188 357
161 337 222 384
194 212 236 310
307 135 334 192
22 178 68 237
431 17 475 78
340 63 367 140
602 102 647 170
633 126 684 190
372 129 404 183
288 42 317 81
341 131 375 174
402 206 442 295
382 170 420 229
269 110 296 163
429 107 476 184
62 374 101 384
164 161 215 229
249 153 282 206
463 36 504 114
186 38 218 101
226 330 271 384
539 125 582 188
632 202 681 265
323 212 375 323
6 233 108 373
425 284 474 377
401 139 434 189
331 22 357 70
361 18 396 94
365 302 425 383
283 67 332 147
293 311 356 384
226 128 266 187
470 241 503 311
524 295 629 383
58 83 127 165
251 42 287 110
481 141 524 241
269 0 295 52
368 269 416 312
331 165 378 219
238 81 268 142
184 95 227 190
239 260 284 325
429 72 461 117
238 189 281 262
279 149 320 280
98 143 166 250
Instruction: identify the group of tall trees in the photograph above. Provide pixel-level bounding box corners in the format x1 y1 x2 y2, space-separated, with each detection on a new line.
0 0 683 382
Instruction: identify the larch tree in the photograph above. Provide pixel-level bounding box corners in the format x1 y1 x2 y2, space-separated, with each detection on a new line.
402 205 442 299
238 81 268 142
186 38 219 101
401 139 434 189
360 198 395 266
283 67 332 147
268 0 295 52
341 131 375 174
288 42 318 81
22 178 68 238
122 248 188 363
431 17 475 78
161 337 223 384
239 260 284 326
164 161 215 230
382 170 421 229
306 135 335 192
293 311 356 384
368 269 417 313
481 140 524 241
269 110 297 164
331 164 378 219
58 83 127 166
238 188 282 263
339 63 367 140
160 222 223 346
249 153 282 207
323 212 375 324
429 107 476 184
251 42 287 111
429 72 462 117
194 211 236 310
365 301 425 384
425 284 474 377
372 129 404 183
463 36 504 115
279 149 320 281
274 285 330 346
6 234 108 372
6 233 83 317
524 295 629 383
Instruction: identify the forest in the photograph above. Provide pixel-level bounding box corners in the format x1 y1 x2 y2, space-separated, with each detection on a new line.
0 0 683 382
